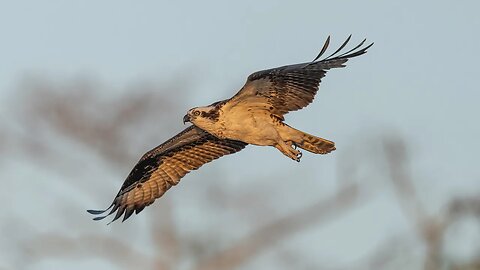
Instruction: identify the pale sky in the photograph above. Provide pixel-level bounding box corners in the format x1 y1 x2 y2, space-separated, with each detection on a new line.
1 1 479 269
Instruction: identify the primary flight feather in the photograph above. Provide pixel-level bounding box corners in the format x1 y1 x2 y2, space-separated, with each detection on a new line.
88 36 373 223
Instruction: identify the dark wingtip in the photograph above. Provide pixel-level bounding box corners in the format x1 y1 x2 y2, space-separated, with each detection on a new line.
88 203 117 223
324 35 352 60
121 207 135 222
93 215 109 221
87 209 107 215
311 35 331 63
340 40 373 59
87 203 113 215
135 206 145 214
107 205 126 225
365 42 374 50
357 42 374 56
307 35 373 67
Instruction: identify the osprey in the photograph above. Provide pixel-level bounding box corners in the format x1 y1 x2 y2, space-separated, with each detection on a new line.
88 36 373 223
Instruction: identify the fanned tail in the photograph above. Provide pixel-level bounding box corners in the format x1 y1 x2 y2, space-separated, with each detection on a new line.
297 132 336 155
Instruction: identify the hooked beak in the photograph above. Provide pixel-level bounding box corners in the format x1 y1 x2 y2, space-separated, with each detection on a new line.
183 114 190 124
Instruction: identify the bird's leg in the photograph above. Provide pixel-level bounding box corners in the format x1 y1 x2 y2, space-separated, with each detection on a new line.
287 140 303 154
287 141 302 160
276 140 302 162
286 140 294 148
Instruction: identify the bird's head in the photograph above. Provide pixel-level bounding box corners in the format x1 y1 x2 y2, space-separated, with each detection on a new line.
183 105 221 128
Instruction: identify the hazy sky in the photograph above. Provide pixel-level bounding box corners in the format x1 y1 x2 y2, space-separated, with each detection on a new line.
1 1 479 269
2 0 478 193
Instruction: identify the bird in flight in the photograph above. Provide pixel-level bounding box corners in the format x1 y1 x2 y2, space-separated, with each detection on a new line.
88 36 373 223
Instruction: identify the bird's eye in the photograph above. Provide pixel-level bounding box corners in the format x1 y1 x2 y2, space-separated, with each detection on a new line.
193 110 200 116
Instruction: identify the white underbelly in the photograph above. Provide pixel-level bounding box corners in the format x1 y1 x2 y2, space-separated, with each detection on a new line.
219 112 279 146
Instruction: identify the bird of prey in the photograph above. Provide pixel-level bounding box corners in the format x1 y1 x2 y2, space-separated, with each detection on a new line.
88 36 373 223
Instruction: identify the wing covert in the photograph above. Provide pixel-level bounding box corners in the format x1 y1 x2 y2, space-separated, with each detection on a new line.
229 36 373 116
87 126 247 223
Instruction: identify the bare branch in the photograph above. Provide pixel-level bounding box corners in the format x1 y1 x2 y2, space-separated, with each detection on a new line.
383 137 446 270
196 183 362 270
383 137 427 227
22 233 152 269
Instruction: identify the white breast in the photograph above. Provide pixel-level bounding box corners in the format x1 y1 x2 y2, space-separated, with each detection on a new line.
218 106 279 146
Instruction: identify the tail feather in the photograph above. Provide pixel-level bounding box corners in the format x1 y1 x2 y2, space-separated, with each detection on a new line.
297 133 336 155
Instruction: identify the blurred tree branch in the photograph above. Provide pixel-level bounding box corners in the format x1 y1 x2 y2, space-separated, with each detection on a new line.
11 76 187 169
384 137 480 270
6 76 375 270
196 183 362 270
2 76 479 270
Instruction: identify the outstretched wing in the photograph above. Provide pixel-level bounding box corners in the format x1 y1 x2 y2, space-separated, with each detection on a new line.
88 125 247 223
229 35 373 117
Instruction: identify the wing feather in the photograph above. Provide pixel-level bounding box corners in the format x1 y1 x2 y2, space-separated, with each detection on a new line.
229 36 373 116
88 125 247 223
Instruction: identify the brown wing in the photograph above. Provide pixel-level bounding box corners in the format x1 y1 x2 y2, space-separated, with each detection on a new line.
229 36 373 117
87 125 247 223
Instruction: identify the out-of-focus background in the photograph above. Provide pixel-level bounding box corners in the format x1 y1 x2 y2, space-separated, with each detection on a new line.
1 1 479 270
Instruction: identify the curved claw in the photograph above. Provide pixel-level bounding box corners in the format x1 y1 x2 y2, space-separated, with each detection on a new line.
296 151 302 162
